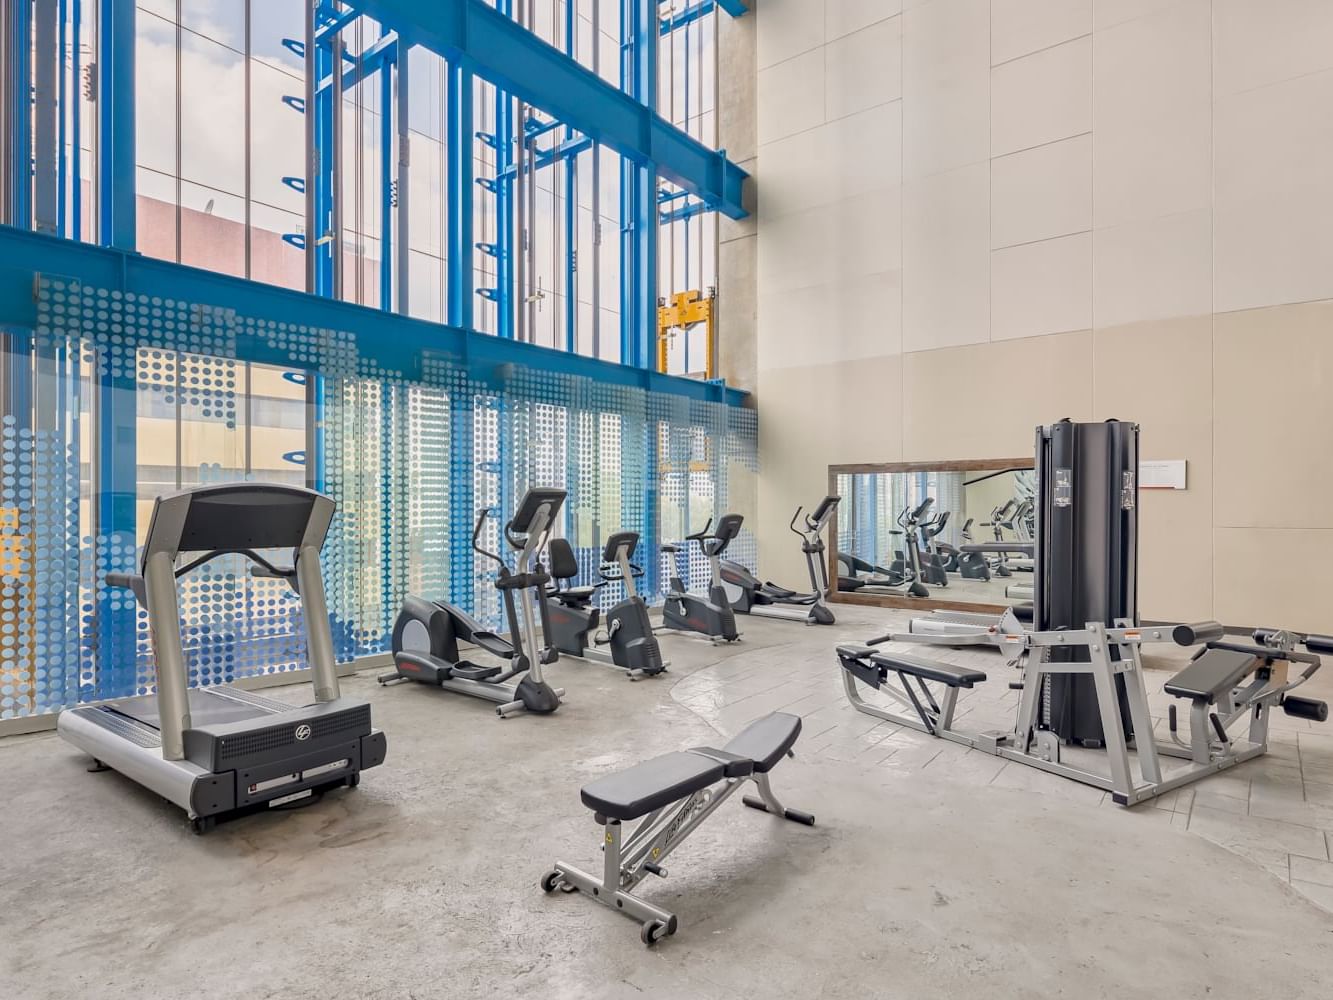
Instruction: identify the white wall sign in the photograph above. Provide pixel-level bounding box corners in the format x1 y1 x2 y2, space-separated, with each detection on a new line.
1140 459 1187 490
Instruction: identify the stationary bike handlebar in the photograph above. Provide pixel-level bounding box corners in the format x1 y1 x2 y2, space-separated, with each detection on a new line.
685 517 714 542
789 507 806 538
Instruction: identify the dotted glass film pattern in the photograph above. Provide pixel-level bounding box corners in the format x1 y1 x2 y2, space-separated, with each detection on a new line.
0 276 756 720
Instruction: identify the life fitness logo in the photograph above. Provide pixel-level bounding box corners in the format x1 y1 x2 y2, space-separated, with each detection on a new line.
295 724 313 742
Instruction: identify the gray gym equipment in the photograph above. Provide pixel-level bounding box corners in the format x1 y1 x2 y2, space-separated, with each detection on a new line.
544 530 669 678
541 712 814 945
57 482 387 834
382 487 567 717
660 514 742 643
836 497 934 599
837 621 1329 806
719 496 840 625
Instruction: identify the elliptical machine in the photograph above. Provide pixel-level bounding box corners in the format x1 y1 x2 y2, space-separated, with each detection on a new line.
837 499 933 598
719 496 840 626
382 488 566 717
544 531 668 679
660 514 742 643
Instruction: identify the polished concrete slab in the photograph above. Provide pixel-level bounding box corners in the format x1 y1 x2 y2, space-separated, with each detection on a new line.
2 605 1332 999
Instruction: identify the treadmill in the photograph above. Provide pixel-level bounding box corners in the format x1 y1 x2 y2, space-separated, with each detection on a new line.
58 482 387 833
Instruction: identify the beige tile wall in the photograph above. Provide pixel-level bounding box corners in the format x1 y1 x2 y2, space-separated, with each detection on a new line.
750 0 1333 628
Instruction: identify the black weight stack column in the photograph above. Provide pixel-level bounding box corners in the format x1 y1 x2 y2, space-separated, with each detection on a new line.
1034 419 1139 747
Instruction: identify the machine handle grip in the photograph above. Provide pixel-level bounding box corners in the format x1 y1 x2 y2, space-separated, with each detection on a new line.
866 634 892 646
684 517 714 541
1172 621 1225 646
105 572 139 590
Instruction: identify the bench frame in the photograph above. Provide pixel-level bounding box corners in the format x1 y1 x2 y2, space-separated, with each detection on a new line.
841 619 1317 806
544 753 809 944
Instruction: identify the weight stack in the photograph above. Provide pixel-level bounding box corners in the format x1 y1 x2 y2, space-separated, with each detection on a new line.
1034 419 1139 746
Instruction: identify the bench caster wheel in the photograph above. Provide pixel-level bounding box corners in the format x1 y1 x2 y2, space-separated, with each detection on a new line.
641 919 671 946
540 870 564 893
189 815 216 836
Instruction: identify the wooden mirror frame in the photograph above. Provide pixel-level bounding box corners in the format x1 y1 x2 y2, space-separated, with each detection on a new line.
827 458 1035 613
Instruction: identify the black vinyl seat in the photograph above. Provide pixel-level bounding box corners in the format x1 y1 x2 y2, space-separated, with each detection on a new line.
580 712 803 820
1164 648 1258 703
844 648 987 688
547 538 598 605
582 752 726 820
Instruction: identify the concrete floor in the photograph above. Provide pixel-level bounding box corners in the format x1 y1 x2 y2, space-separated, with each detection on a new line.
3 604 1333 999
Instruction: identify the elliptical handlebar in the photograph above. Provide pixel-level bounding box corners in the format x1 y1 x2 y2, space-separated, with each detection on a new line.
471 507 507 568
789 507 805 538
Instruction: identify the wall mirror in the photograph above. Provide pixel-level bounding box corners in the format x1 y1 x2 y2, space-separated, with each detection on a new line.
829 459 1036 612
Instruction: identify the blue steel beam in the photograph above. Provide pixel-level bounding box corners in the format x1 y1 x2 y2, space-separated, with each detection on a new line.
715 0 749 15
621 0 658 370
446 63 473 329
348 0 749 219
0 225 749 407
97 0 135 249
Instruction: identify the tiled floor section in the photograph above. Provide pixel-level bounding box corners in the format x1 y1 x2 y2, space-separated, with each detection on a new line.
673 604 1333 913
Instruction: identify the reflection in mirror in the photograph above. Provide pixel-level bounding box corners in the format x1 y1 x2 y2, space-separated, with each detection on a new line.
834 466 1036 608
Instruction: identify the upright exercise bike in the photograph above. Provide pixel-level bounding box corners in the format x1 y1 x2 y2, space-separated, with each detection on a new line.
544 531 668 678
719 496 840 625
382 487 566 717
660 514 742 643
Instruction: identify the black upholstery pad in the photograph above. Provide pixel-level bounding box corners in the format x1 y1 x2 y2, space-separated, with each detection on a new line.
722 712 802 773
1164 647 1258 703
869 652 987 688
580 752 725 820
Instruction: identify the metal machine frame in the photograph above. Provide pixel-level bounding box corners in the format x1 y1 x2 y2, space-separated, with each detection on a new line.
720 496 840 626
840 619 1328 806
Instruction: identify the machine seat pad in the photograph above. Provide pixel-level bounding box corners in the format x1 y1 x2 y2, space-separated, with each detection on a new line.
721 712 802 773
870 652 987 688
581 752 726 821
1164 647 1258 704
552 585 597 605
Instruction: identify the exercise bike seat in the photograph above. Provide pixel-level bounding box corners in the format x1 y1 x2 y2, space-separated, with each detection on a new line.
469 630 514 658
551 585 598 604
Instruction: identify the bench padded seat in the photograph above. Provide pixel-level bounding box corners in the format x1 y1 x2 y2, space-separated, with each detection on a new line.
721 712 802 773
581 752 725 820
870 651 987 688
1164 647 1257 703
579 712 803 821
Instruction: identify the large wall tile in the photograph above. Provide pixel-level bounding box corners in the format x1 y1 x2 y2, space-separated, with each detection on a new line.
758 103 903 219
903 163 990 351
1213 0 1333 98
758 188 901 294
991 233 1092 340
1094 0 1211 120
991 0 1092 65
826 0 903 41
901 332 1093 460
1092 209 1211 328
1214 70 1333 313
903 0 990 178
1215 528 1333 633
757 0 826 69
991 133 1092 248
757 48 826 145
758 269 904 372
1092 318 1214 622
826 17 902 120
1094 0 1194 32
1093 103 1210 229
1213 301 1333 530
991 37 1091 156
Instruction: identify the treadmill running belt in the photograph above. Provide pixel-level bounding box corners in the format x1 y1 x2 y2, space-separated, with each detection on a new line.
111 689 275 730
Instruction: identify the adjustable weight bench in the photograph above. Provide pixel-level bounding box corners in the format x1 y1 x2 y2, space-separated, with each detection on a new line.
541 712 814 945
